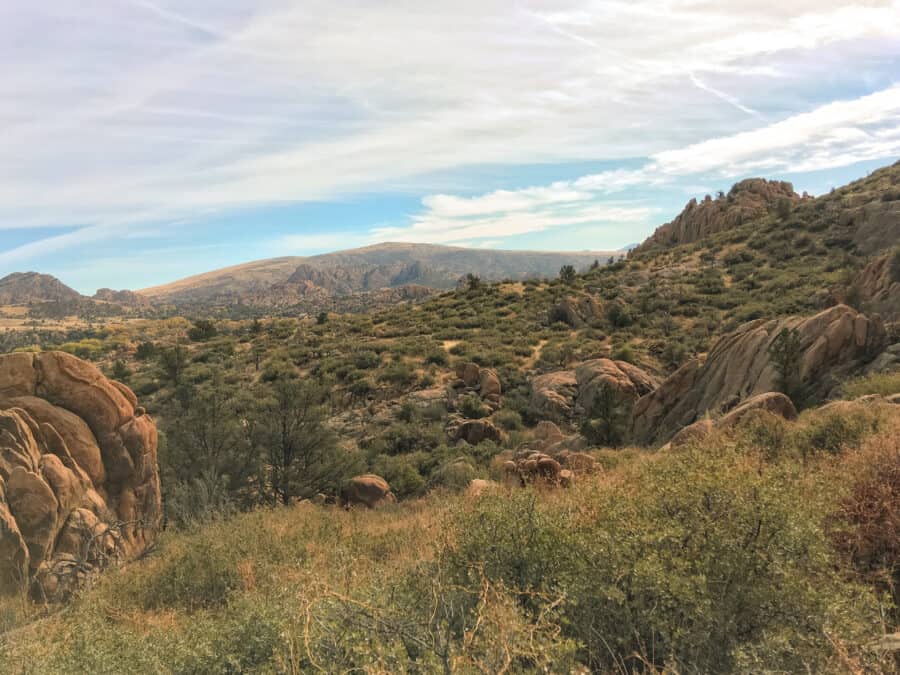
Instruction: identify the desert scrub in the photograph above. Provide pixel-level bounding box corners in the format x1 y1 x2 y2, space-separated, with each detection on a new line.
841 371 900 399
794 402 884 458
441 443 882 673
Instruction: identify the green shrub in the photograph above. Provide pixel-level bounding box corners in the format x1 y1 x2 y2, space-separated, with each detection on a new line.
796 410 876 457
842 371 900 399
129 535 242 611
443 445 878 672
428 457 477 492
458 392 490 419
492 408 522 431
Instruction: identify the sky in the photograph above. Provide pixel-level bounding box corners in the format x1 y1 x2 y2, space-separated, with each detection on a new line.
1 1 899 294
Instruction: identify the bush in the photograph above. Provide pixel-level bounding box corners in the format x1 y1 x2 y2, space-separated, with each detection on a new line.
610 342 636 364
354 350 380 369
130 534 243 611
428 457 477 492
443 444 878 672
492 408 522 431
829 431 900 615
605 300 633 328
458 392 490 419
797 409 876 457
842 371 900 399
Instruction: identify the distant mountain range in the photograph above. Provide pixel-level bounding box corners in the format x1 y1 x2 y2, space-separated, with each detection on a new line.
1 242 621 314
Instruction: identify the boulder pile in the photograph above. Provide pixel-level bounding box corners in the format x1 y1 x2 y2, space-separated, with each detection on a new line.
636 178 801 252
531 358 658 421
494 421 599 489
632 305 886 446
0 351 161 599
549 295 601 328
449 361 502 410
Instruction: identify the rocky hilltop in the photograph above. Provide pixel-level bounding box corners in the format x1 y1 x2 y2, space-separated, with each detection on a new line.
0 273 83 305
0 352 160 599
636 178 802 252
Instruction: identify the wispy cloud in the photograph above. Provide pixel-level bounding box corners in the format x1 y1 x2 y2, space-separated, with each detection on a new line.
374 85 900 246
1 0 899 271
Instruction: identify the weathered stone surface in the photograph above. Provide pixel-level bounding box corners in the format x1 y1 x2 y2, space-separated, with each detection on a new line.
3 396 105 486
856 254 900 321
0 478 29 593
549 295 601 327
479 368 502 399
0 351 161 598
454 419 504 445
531 359 657 421
0 352 36 398
456 362 481 388
719 392 798 429
340 474 395 509
575 358 658 413
636 178 800 252
632 305 886 446
7 467 59 571
668 418 715 449
534 421 565 444
667 393 797 449
530 371 578 419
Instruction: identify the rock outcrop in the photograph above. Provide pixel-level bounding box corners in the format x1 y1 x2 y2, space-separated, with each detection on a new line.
856 254 900 321
668 392 797 449
549 295 601 327
632 305 886 446
0 272 83 305
339 474 395 509
531 359 658 420
92 288 151 308
636 179 800 252
449 362 502 410
0 351 161 599
452 419 504 445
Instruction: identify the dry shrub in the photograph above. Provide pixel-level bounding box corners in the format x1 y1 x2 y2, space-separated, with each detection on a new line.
829 420 900 612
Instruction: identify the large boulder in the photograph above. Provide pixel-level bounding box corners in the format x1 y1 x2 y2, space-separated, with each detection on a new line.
530 371 578 419
632 305 886 446
339 475 395 509
0 351 161 598
454 419 504 445
667 393 797 449
549 295 601 328
575 359 658 413
531 359 658 421
856 254 900 321
719 392 798 428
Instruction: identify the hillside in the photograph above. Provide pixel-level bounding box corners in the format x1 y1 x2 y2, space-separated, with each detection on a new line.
138 242 620 309
2 161 900 672
0 272 83 305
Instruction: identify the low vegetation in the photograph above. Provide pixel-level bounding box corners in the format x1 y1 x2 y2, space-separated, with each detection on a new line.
2 406 898 672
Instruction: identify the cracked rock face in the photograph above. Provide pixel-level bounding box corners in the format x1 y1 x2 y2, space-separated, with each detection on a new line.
0 351 161 599
631 305 887 446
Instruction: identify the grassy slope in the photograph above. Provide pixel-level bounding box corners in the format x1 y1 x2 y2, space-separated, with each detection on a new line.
2 403 899 673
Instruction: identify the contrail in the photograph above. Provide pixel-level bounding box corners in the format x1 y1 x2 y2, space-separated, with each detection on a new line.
689 72 764 120
120 0 230 40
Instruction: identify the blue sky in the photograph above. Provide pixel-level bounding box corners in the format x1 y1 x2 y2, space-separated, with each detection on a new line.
1 1 899 294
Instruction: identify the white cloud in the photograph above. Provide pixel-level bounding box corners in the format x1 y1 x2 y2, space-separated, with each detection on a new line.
1 0 899 263
377 85 900 246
